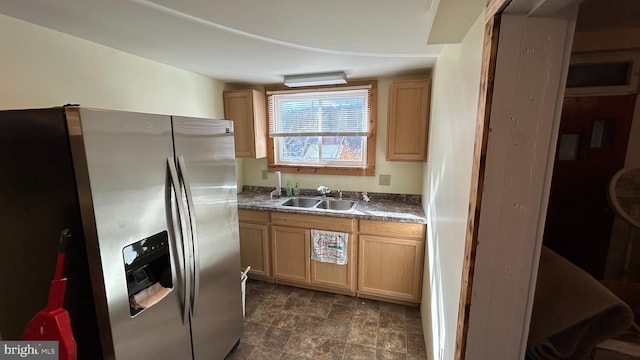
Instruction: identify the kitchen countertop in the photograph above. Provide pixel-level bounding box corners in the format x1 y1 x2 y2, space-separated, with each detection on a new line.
237 187 427 224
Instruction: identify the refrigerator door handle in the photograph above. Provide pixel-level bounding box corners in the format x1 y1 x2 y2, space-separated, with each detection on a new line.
177 155 200 316
167 157 191 325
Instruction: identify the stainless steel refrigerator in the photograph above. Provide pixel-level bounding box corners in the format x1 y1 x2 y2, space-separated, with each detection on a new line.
0 106 243 359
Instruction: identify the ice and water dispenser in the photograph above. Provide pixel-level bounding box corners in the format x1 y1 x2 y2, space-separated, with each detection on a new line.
122 231 173 316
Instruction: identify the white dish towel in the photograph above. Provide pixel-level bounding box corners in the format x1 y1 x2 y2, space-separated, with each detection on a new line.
311 229 348 265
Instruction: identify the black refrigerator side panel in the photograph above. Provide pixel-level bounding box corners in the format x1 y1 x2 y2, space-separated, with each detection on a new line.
0 108 102 359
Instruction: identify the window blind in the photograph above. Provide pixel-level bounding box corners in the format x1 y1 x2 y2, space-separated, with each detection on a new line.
268 88 370 137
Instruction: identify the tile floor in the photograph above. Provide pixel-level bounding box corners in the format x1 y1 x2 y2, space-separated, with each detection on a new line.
226 280 427 360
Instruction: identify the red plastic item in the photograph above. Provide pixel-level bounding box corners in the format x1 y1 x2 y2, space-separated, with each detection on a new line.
23 229 77 360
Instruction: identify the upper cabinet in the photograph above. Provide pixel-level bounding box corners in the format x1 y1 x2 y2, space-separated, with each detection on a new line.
223 90 267 158
386 79 431 161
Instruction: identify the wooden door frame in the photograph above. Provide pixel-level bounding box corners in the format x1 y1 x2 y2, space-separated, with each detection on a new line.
455 0 582 358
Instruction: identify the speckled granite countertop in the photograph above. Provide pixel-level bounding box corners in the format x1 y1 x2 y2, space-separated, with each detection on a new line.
237 187 427 224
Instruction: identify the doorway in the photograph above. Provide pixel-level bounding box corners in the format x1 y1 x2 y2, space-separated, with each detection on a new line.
543 95 636 279
458 0 640 357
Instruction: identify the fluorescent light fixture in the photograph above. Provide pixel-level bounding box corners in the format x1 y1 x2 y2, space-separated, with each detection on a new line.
283 71 347 87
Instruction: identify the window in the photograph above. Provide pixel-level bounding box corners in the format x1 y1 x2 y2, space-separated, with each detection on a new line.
564 52 640 95
265 80 377 176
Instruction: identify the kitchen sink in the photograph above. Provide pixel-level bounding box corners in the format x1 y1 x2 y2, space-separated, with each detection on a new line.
279 197 321 208
278 197 358 212
316 199 358 211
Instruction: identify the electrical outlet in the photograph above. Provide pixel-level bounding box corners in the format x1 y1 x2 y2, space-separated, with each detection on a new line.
379 174 391 186
261 170 268 180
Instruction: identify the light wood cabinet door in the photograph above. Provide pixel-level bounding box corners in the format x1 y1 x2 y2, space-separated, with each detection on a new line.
238 222 270 280
272 212 357 292
223 90 267 158
387 79 431 161
310 234 357 292
272 225 310 284
358 234 424 302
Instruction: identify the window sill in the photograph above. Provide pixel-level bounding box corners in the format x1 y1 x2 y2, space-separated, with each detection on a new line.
268 164 375 176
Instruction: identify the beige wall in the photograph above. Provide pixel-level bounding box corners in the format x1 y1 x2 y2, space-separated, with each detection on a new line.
240 76 428 195
0 13 248 186
421 11 484 360
0 13 225 118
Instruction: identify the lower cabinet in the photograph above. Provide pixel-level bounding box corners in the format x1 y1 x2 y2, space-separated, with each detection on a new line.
238 210 271 281
358 220 425 303
311 256 355 292
238 209 426 303
272 225 310 283
271 212 357 293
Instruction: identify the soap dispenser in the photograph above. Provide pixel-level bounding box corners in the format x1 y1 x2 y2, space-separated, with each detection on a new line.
285 180 293 197
293 182 300 196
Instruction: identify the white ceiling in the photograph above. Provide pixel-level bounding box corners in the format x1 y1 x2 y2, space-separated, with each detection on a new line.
0 0 479 85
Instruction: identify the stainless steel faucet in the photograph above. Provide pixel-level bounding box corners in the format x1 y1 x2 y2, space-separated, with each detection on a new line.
317 185 331 197
269 185 281 199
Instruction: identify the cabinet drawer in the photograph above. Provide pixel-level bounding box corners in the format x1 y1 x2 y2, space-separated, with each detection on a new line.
271 212 356 233
239 209 270 223
359 220 425 239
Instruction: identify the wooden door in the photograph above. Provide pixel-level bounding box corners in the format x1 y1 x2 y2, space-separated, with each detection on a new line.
224 91 254 157
272 226 310 284
544 95 635 278
387 79 431 161
358 234 423 302
238 222 270 280
310 234 356 292
223 90 267 158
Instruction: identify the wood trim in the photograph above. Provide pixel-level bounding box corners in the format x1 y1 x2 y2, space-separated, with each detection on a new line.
265 80 377 176
366 83 378 171
267 164 375 176
486 0 512 20
455 15 501 360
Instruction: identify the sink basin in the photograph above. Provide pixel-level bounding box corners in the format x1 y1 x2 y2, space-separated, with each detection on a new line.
278 197 358 212
279 197 321 208
316 199 358 211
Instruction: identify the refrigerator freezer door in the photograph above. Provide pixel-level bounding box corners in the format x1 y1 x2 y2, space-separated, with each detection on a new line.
172 116 243 360
67 108 193 360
